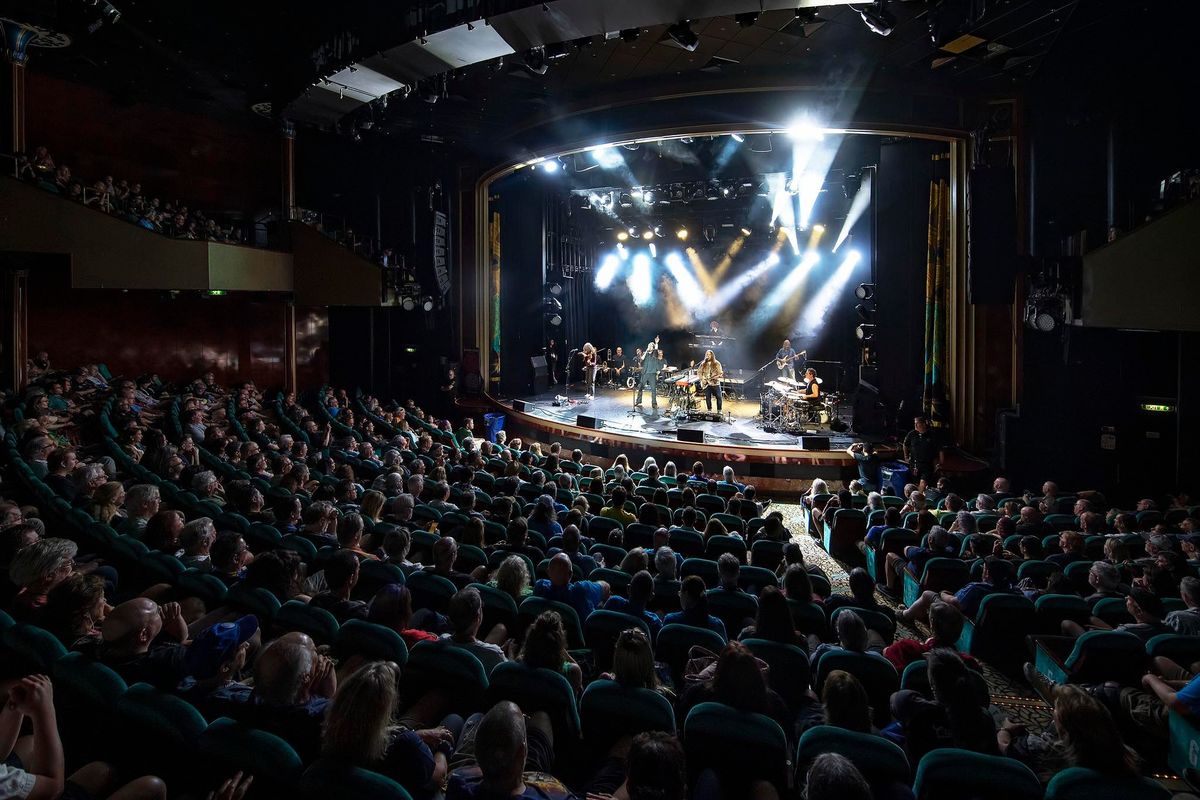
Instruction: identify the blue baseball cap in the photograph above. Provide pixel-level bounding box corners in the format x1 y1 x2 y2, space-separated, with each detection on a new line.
185 615 258 679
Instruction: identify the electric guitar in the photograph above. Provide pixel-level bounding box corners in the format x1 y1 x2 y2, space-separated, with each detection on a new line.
775 350 807 371
699 366 724 390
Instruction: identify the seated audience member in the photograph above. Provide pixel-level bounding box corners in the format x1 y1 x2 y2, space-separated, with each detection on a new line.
211 631 336 763
424 537 475 590
1082 560 1125 603
298 501 339 548
601 627 671 699
241 548 310 603
998 684 1141 784
1167 576 1200 635
335 512 378 560
884 600 979 671
178 615 258 718
599 487 636 528
898 555 1018 624
368 583 439 649
821 669 875 734
488 554 532 606
811 609 887 663
652 545 681 595
518 611 583 695
889 648 997 762
446 701 569 799
757 513 791 544
663 575 727 638
823 567 896 625
677 641 791 740
1062 587 1170 642
43 447 79 499
441 587 508 673
1047 531 1087 568
7 537 77 622
803 753 872 800
548 524 596 575
142 510 185 554
209 531 252 587
527 495 564 541
593 731 686 800
323 661 459 797
43 572 109 648
883 525 956 597
117 483 160 534
603 570 663 637
0 672 167 800
738 586 802 647
79 597 190 690
711 552 750 597
178 517 217 571
533 553 610 621
309 549 369 623
862 506 902 550
495 517 546 564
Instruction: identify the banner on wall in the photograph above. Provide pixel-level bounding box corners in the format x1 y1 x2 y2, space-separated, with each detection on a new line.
433 210 450 300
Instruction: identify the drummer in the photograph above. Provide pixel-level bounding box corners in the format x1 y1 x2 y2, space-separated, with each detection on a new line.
801 368 821 400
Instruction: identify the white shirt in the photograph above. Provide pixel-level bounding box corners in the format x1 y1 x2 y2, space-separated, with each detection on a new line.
0 764 36 799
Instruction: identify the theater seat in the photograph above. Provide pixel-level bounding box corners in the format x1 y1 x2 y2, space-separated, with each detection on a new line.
787 599 830 641
198 717 304 796
1034 594 1091 635
825 508 867 563
900 660 990 707
114 683 208 784
704 535 747 563
403 640 489 714
1034 629 1146 686
829 606 896 645
486 661 581 745
795 725 910 795
580 679 676 756
736 565 778 594
956 594 1036 672
299 759 413 800
226 585 281 622
1091 596 1135 627
865 528 917 583
518 597 586 649
742 638 811 710
813 650 899 727
176 569 229 609
913 748 1041 800
706 588 758 637
406 571 458 615
1145 633 1200 667
470 583 520 638
333 619 408 667
275 600 339 644
750 539 785 571
1043 766 1169 800
680 558 719 587
354 560 406 600
684 701 789 792
1169 709 1200 780
656 623 727 686
585 609 651 672
2 623 67 671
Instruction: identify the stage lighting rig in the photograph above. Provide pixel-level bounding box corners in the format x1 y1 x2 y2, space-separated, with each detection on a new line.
859 0 896 36
523 47 549 75
676 227 689 241
665 20 700 51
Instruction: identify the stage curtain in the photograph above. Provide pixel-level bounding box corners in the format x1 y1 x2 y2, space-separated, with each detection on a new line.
922 175 950 421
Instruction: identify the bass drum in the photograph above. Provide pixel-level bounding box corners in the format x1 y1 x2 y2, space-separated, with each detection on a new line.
818 408 831 424
625 376 637 389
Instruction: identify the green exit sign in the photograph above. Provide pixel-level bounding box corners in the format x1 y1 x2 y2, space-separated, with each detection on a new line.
1139 402 1175 413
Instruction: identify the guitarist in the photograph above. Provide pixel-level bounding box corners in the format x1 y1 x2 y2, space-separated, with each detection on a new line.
698 349 724 413
774 338 804 380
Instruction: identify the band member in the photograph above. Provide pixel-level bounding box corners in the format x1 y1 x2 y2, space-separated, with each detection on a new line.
635 347 663 412
546 338 560 385
801 368 821 399
709 320 721 336
645 334 661 355
581 342 598 398
607 347 626 386
633 347 645 373
774 338 803 379
698 349 723 412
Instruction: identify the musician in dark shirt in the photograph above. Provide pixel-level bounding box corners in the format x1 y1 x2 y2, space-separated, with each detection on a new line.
545 338 559 384
607 347 626 386
801 368 821 399
635 348 663 413
775 338 799 379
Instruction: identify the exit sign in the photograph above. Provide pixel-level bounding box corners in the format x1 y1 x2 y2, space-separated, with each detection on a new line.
1139 402 1175 413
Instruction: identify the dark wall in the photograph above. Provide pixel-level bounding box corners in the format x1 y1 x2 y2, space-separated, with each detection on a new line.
327 306 447 408
497 175 547 396
25 73 277 213
23 259 328 390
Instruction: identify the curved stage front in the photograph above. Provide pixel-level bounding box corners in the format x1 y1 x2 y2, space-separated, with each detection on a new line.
485 387 868 494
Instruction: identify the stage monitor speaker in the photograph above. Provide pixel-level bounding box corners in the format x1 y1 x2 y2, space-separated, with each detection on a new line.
577 415 600 429
677 428 705 443
801 436 830 451
967 164 1019 305
530 355 549 395
513 400 529 412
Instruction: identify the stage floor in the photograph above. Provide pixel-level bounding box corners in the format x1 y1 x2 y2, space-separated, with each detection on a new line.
507 384 856 452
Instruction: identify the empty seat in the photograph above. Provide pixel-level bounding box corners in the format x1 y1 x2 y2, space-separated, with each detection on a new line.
333 619 408 667
656 623 727 686
298 758 413 800
1033 629 1146 686
824 508 867 563
913 748 1042 800
957 593 1036 672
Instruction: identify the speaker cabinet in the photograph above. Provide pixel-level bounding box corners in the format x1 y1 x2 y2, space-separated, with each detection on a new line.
512 400 529 412
577 415 600 429
530 355 549 395
800 436 831 451
677 428 705 443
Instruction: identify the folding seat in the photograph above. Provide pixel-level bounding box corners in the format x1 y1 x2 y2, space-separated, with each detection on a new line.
813 650 899 727
1033 593 1090 635
406 570 458 615
788 599 830 640
410 529 441 561
590 567 631 597
974 513 1000 533
584 493 608 516
198 717 304 797
114 683 208 784
279 534 318 563
736 565 778 594
903 557 969 606
1145 633 1200 667
2 623 67 671
455 543 488 574
913 748 1042 800
275 600 339 644
82 521 120 553
1034 629 1146 686
412 504 443 526
809 572 833 599
956 593 1036 672
673 507 708 527
668 529 704 558
52 652 127 757
742 638 811 709
1017 558 1058 587
1063 560 1095 594
696 494 726 516
865 527 918 583
298 759 412 800
486 661 581 745
585 609 651 672
108 534 151 583
655 623 727 685
703 534 747 563
225 584 281 623
680 558 719 587
354 560 405 600
624 522 657 549
216 512 250 534
1137 510 1164 530
402 640 489 714
795 725 910 796
140 550 186 585
1044 766 1169 800
1092 596 1135 627
517 596 586 649
901 660 990 706
712 512 745 534
683 702 789 793
1044 513 1077 531
245 522 282 553
590 543 627 568
333 619 408 667
634 486 657 501
176 569 229 609
829 605 896 645
470 583 519 638
706 588 758 638
825 508 867 563
580 678 676 754
750 539 785 571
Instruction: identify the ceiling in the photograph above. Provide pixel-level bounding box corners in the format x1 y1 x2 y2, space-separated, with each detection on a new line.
8 0 1167 151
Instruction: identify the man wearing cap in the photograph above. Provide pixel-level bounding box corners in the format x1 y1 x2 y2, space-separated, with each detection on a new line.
76 597 191 690
897 555 1018 625
178 616 258 717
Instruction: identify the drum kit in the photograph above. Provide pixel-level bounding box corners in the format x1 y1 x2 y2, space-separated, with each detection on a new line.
759 376 837 433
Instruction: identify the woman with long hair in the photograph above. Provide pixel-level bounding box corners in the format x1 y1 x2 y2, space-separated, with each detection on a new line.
892 648 997 761
518 611 583 694
679 641 791 736
322 661 460 796
702 517 728 545
367 583 438 649
44 572 109 647
739 586 802 646
604 628 664 695
527 494 562 540
360 489 386 523
821 670 873 734
491 555 532 605
90 481 125 526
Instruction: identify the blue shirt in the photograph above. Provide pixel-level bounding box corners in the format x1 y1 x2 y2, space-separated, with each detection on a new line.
1177 674 1200 717
533 579 604 621
663 610 727 639
953 582 1016 619
864 524 888 547
602 596 663 637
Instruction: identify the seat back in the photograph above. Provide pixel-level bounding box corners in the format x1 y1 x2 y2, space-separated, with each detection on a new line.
684 702 788 791
1146 633 1200 666
919 557 970 593
736 565 778 594
299 758 413 800
796 725 910 792
470 582 520 637
333 619 408 666
625 522 657 549
742 638 811 709
750 539 785 571
825 508 867 561
1062 630 1146 685
680 558 719 587
486 661 581 743
959 593 1036 669
913 747 1042 800
518 596 585 649
199 717 304 796
226 584 282 622
406 570 459 614
703 534 747 563
655 623 726 686
1091 596 1135 627
787 599 830 640
706 589 758 639
403 640 489 713
829 605 897 645
1035 593 1091 634
176 569 229 609
669 530 704 558
115 683 208 780
584 609 651 673
580 679 676 754
814 650 899 727
1043 766 1170 800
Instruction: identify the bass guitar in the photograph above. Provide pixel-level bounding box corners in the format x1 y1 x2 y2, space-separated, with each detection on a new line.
775 350 807 371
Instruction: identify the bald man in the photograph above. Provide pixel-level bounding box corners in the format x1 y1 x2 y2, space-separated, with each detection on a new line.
446 701 565 799
78 597 189 690
532 553 609 622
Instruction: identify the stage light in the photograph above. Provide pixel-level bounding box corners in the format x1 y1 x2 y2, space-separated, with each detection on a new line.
665 20 699 51
649 243 657 258
595 253 621 290
856 323 875 342
813 224 825 234
540 159 559 173
643 190 654 203
854 283 875 300
617 231 629 242
401 296 416 311
589 145 623 169
547 282 563 297
421 296 434 312
730 133 745 143
523 48 549 75
653 225 664 238
859 0 896 36
721 186 732 197
619 192 633 207
631 188 644 199
628 253 652 306
703 225 716 243
740 227 752 237
735 12 760 28
785 118 825 141
548 313 562 326
642 230 654 240
676 227 689 241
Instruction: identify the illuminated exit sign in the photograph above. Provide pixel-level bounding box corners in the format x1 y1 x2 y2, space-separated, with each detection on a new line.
1139 402 1175 413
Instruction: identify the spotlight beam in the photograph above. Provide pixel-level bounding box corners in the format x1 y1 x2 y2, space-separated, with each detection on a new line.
628 253 653 306
834 170 872 252
595 253 621 290
798 250 863 335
